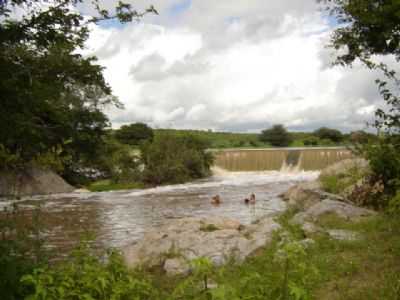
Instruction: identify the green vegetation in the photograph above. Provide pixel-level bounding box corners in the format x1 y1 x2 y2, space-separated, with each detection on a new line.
152 128 350 150
321 0 400 210
140 134 214 185
320 166 367 195
115 123 154 146
313 127 344 144
5 205 400 300
260 124 293 147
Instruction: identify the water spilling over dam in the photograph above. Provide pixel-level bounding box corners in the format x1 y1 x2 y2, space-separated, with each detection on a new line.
213 147 353 172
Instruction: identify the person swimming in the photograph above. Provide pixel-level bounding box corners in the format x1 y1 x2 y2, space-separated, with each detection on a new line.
211 195 222 205
249 193 256 204
244 198 250 204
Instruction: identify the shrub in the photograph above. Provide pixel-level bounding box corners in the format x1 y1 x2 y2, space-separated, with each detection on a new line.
0 205 47 300
140 134 214 185
22 242 156 300
363 137 400 195
260 124 292 147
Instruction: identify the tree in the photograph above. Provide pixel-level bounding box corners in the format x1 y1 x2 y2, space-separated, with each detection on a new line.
321 0 400 195
0 1 156 174
140 134 214 185
313 127 343 143
320 0 400 134
115 123 154 146
259 124 292 147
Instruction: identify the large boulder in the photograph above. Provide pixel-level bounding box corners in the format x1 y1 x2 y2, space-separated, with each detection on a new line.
0 167 74 196
123 216 281 275
291 199 376 225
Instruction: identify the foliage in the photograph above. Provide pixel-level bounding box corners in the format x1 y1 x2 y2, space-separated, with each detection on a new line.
322 0 400 206
22 241 157 300
0 0 155 175
313 127 343 143
320 165 367 195
320 0 400 67
115 123 154 146
140 134 214 185
388 190 400 215
362 137 400 195
0 204 47 300
302 136 320 146
8 207 400 299
170 257 215 300
260 124 293 147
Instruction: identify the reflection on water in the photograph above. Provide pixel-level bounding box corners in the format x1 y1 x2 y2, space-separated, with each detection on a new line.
214 147 353 171
1 171 318 254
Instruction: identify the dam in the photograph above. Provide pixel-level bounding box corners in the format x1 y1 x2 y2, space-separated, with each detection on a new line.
213 147 353 172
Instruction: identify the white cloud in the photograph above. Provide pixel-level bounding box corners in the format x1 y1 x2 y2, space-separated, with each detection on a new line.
82 0 388 132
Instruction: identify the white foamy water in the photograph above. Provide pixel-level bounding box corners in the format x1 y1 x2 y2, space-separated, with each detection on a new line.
1 171 318 254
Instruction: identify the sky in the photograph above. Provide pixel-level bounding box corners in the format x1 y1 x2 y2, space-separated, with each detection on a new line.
77 0 390 133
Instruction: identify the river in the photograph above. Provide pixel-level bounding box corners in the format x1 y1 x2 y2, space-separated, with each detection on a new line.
1 147 350 255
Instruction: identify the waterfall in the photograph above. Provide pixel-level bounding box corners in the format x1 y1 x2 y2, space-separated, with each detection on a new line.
213 147 352 172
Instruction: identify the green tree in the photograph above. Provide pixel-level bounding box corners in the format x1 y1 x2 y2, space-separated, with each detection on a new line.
321 0 400 195
260 124 292 147
140 134 214 185
0 1 156 175
320 0 400 133
313 127 343 143
115 123 154 146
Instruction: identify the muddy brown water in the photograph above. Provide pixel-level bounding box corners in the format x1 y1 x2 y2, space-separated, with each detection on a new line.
1 148 350 256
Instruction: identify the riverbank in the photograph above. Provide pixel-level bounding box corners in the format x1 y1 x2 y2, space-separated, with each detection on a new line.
5 160 400 299
120 166 399 299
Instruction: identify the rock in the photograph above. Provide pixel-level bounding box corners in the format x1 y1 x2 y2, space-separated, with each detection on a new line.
327 229 361 241
123 216 281 274
281 184 323 210
164 258 190 276
0 167 74 196
290 199 375 230
301 222 322 236
320 158 369 178
304 199 375 221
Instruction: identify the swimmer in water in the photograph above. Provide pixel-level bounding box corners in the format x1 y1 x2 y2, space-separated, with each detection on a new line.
211 195 222 205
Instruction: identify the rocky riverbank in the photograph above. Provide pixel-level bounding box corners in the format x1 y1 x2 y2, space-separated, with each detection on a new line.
123 159 375 275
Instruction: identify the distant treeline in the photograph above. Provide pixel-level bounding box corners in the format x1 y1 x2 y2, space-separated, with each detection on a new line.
142 127 375 149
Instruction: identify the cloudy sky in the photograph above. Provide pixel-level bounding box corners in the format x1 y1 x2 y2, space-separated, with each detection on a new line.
78 0 387 133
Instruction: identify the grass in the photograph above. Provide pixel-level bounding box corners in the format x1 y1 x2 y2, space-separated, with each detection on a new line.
86 179 144 192
19 205 400 299
144 210 400 299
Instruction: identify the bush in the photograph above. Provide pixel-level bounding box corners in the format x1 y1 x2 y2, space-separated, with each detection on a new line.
260 125 292 147
140 134 214 185
303 136 320 146
22 242 157 300
363 137 400 194
0 205 47 300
